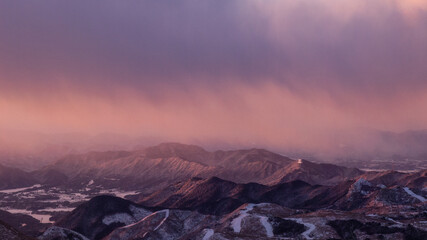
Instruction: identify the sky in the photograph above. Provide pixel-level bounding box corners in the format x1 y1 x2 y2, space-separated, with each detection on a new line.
1 0 427 153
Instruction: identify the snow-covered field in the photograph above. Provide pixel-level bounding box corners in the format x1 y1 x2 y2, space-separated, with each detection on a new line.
5 208 53 224
0 184 142 224
0 184 42 194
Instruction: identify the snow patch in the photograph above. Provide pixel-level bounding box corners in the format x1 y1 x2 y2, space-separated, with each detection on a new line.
231 203 255 233
103 213 135 225
231 203 275 237
259 216 273 237
0 184 42 194
403 187 426 202
39 207 75 212
385 217 404 227
351 178 372 195
47 192 89 203
154 209 169 230
40 226 89 240
202 228 214 240
129 205 151 220
98 189 139 199
115 190 139 199
121 209 168 230
102 206 150 226
31 213 54 224
287 218 316 240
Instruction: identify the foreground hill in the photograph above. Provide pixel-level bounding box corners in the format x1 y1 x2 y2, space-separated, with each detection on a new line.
138 177 331 215
0 220 34 240
0 210 48 237
36 189 427 240
55 195 152 240
137 173 427 215
0 168 425 239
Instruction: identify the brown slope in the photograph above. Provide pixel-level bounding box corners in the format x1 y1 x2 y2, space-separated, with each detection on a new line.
38 143 295 188
360 169 427 188
45 151 134 178
140 143 294 183
140 142 210 164
40 149 217 190
262 159 364 186
0 164 37 190
210 148 294 183
0 220 35 240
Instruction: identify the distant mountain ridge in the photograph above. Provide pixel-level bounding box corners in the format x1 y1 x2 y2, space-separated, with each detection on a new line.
27 143 362 192
2 142 425 204
262 159 363 185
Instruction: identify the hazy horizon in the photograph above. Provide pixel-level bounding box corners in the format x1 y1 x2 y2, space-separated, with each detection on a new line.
2 0 427 158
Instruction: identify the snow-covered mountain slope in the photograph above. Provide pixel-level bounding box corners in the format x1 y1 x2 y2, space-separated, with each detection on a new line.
104 209 217 240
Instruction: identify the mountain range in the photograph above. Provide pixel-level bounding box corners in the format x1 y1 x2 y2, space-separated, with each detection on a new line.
0 143 425 239
0 143 363 193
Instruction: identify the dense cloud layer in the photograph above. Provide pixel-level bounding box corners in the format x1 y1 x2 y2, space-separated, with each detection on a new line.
1 0 427 153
